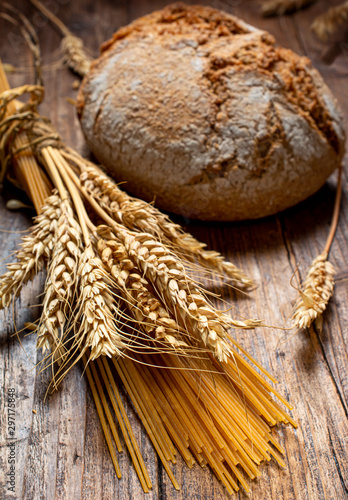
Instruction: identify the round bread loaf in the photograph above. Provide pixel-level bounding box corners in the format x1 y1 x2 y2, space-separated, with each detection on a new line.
77 3 345 221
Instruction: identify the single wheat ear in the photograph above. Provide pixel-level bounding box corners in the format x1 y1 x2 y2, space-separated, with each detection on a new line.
78 164 252 287
293 251 335 329
29 0 92 77
293 165 342 330
0 193 61 309
311 2 348 41
73 245 128 360
261 0 316 17
36 196 83 360
97 238 191 352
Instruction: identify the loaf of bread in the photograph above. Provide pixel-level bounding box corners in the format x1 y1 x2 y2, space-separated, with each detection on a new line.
77 3 345 221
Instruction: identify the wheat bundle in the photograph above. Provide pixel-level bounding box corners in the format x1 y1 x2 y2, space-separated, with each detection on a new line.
0 59 298 493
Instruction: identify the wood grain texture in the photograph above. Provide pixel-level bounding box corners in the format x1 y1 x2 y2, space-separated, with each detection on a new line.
0 1 347 499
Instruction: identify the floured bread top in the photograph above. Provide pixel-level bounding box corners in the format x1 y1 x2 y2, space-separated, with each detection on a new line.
77 3 345 221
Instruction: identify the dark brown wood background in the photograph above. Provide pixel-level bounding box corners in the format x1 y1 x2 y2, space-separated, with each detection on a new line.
0 1 347 499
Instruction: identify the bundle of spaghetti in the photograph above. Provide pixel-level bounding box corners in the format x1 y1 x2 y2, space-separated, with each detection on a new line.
109 350 295 494
0 63 297 493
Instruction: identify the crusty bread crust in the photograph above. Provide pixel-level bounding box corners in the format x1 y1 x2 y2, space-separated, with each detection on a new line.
77 2 345 221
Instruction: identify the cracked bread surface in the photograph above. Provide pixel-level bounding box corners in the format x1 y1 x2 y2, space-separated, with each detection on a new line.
77 2 345 221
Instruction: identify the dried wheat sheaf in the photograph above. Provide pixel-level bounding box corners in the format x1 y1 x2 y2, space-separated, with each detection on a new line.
0 65 298 493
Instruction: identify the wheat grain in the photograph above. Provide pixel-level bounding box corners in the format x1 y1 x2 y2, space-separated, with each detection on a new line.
78 163 252 287
293 251 335 329
97 238 190 352
36 196 83 357
0 193 60 309
312 2 348 41
261 0 316 17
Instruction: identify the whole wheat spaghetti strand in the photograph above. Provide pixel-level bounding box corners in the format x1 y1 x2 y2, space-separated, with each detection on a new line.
130 353 285 493
115 358 181 490
113 356 183 464
116 358 180 461
91 360 123 454
293 165 342 329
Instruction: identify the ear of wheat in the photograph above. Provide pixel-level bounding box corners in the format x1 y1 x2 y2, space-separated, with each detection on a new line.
293 165 342 330
97 238 191 352
36 196 83 364
293 252 335 329
98 225 262 363
75 158 252 287
73 245 128 359
0 193 60 309
29 0 92 77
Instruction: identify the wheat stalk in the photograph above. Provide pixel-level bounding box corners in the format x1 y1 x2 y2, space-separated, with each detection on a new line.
312 2 348 41
36 196 83 358
60 35 92 77
39 147 129 361
261 0 316 17
77 162 252 287
0 193 60 309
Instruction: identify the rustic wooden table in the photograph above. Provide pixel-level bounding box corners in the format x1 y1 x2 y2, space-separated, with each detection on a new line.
0 1 347 499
